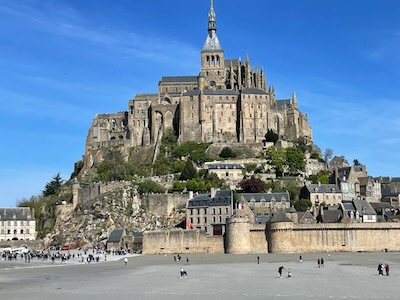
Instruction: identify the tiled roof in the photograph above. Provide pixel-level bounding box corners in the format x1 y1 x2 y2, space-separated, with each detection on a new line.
269 212 293 223
208 164 243 170
306 184 341 193
160 76 198 83
108 229 124 243
0 208 34 221
239 192 290 202
188 190 232 208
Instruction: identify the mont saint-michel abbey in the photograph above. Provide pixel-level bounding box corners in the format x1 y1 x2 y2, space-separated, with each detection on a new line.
85 1 312 164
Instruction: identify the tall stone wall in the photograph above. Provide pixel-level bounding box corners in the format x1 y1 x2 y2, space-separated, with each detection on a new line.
140 194 188 216
143 229 224 254
267 222 400 253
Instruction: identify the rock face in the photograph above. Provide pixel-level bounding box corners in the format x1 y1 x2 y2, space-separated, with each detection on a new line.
47 184 187 248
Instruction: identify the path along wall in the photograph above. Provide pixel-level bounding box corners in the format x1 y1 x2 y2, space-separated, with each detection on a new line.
267 222 400 253
143 229 224 254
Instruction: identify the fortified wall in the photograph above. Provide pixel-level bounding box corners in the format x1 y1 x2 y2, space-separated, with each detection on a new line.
267 222 400 253
143 229 224 254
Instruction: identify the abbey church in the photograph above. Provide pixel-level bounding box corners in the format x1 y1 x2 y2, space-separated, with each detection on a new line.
83 1 312 168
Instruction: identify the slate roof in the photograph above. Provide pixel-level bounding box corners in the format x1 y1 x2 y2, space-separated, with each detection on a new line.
269 212 293 223
370 202 393 210
306 184 341 193
275 99 291 109
188 190 232 208
352 199 377 216
225 58 241 66
184 89 239 96
160 76 198 83
320 209 343 223
0 208 33 221
239 192 290 202
108 229 124 243
208 163 243 170
241 88 268 95
202 33 223 51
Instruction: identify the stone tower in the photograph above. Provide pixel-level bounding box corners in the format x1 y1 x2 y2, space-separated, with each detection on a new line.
200 0 226 90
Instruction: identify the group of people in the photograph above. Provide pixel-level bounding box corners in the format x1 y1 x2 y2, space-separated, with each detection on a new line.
278 266 292 278
377 263 389 276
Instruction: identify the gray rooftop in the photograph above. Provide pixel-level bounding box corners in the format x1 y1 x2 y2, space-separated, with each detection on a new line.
239 192 290 203
108 229 124 243
0 208 33 221
160 76 198 83
184 89 239 96
188 190 232 208
208 164 243 170
306 184 341 193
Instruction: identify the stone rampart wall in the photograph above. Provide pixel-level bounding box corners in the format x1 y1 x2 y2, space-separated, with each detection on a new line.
140 194 188 216
267 222 400 253
143 229 224 254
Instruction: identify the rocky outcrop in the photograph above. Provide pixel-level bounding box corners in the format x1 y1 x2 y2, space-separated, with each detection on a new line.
46 185 186 248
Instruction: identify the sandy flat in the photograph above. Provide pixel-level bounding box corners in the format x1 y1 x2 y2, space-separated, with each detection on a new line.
0 252 398 300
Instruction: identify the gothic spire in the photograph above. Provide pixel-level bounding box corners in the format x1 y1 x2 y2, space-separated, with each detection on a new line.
291 91 298 107
202 0 222 51
208 0 217 37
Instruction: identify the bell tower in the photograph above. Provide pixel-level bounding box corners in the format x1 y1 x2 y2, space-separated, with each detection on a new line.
200 0 225 89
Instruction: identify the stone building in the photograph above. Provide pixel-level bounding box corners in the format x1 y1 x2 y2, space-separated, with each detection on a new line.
81 1 312 172
238 192 291 224
300 183 342 206
0 208 36 241
186 189 233 236
207 163 244 182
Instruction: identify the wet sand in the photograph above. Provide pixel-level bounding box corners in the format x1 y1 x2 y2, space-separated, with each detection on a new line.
0 252 398 299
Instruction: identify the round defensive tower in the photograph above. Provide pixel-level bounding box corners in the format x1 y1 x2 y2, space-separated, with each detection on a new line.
225 215 251 254
266 212 294 253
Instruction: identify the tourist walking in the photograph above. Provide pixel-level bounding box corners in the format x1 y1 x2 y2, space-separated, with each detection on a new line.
378 263 384 276
186 257 190 265
278 266 284 278
317 258 320 268
299 255 302 263
124 257 128 266
321 257 324 268
385 263 390 276
257 256 259 264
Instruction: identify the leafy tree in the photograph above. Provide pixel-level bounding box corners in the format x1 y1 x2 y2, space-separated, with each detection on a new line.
264 129 279 143
137 180 166 195
152 156 172 175
285 147 305 173
219 147 237 158
309 170 329 184
97 149 127 181
179 159 197 180
323 148 334 163
162 129 178 145
172 142 212 163
172 181 186 192
204 172 225 189
239 176 267 193
294 137 312 153
294 199 312 212
43 173 64 196
266 147 285 176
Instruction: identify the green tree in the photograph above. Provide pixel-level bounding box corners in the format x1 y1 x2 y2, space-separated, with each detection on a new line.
266 147 285 176
97 149 127 181
285 147 305 174
309 170 329 184
172 181 186 192
180 159 197 180
264 129 279 143
43 173 64 196
137 180 166 195
294 199 312 212
219 147 237 159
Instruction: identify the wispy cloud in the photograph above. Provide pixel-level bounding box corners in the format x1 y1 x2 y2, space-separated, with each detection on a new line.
0 1 199 71
363 31 400 63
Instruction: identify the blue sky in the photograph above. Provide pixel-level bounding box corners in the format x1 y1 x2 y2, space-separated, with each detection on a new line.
1 0 399 207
